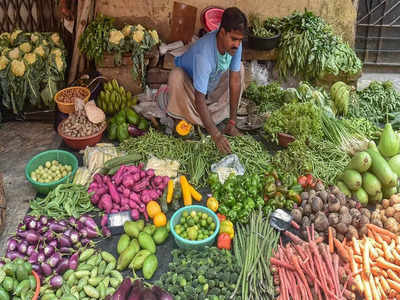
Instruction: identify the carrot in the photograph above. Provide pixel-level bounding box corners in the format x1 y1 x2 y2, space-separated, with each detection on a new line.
375 276 387 299
270 257 296 271
354 255 362 264
343 237 347 246
383 241 395 263
364 239 371 276
368 229 375 239
314 236 324 244
362 272 373 300
380 276 391 295
376 247 384 257
392 249 400 264
369 243 379 260
328 227 334 254
371 266 383 276
369 273 380 300
376 257 400 273
387 279 400 293
352 237 361 255
367 224 397 240
388 269 400 283
283 230 304 244
334 238 350 262
293 244 307 261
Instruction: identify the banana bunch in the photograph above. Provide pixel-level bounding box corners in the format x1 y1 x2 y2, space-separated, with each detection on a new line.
330 81 350 116
97 79 137 115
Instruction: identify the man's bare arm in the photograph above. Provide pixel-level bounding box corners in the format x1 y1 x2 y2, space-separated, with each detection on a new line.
229 70 241 122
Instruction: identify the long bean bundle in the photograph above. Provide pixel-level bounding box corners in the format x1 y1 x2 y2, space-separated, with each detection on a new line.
29 183 97 219
232 209 279 300
119 129 272 187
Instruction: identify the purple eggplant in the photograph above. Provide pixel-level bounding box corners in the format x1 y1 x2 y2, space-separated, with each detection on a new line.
37 251 46 263
27 219 37 230
17 230 41 244
138 288 157 300
26 245 36 256
41 262 52 276
44 245 55 257
28 251 39 264
43 230 55 241
81 238 93 247
6 251 25 260
38 226 48 235
84 217 99 232
18 241 28 254
69 231 79 244
72 242 82 250
76 221 84 231
49 222 67 233
7 238 18 251
69 252 79 270
68 216 77 227
39 216 48 226
55 258 69 275
49 275 63 288
48 240 58 249
64 229 72 237
80 228 88 238
31 264 41 273
101 214 108 227
47 252 61 268
85 227 99 238
23 215 34 225
128 125 146 137
58 220 67 227
59 247 74 254
59 235 72 248
112 278 132 300
127 279 144 300
151 286 173 300
101 226 111 238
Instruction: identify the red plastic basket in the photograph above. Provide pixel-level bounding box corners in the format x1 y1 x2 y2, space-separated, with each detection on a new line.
202 7 224 32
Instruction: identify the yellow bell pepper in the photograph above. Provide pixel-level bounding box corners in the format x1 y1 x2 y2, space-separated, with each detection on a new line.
220 220 234 239
206 197 218 212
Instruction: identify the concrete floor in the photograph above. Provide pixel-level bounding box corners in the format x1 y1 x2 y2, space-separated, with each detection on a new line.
0 71 398 257
0 122 61 256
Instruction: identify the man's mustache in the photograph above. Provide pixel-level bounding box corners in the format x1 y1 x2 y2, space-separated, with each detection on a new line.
231 47 238 50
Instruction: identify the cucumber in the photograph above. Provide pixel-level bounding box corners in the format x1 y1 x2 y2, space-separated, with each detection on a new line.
342 169 362 191
366 147 397 187
102 154 142 172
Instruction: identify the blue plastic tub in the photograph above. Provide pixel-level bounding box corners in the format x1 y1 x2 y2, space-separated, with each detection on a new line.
170 205 220 250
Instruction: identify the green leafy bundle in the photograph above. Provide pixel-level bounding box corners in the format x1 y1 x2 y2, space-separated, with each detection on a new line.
349 81 400 124
249 14 277 38
243 81 286 113
266 11 362 81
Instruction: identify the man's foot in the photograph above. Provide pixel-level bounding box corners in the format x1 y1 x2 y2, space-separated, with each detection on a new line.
224 124 243 136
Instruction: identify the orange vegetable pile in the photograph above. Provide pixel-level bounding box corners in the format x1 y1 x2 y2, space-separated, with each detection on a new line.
146 200 167 227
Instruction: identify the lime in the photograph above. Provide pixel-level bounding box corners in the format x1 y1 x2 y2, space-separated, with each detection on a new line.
207 217 213 224
183 211 189 218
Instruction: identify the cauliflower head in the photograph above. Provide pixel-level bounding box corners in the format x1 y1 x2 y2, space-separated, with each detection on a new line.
8 48 21 60
10 30 23 44
34 46 46 57
150 30 159 44
0 32 10 41
30 33 40 43
19 42 32 53
1 48 10 56
122 25 134 37
11 60 26 77
0 56 9 71
109 30 124 45
132 30 144 44
42 40 48 46
55 56 64 72
51 48 63 57
24 53 37 65
136 24 145 31
51 33 61 46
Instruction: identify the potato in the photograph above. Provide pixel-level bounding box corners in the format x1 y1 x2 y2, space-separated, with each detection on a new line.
336 222 348 234
349 208 361 219
359 215 370 227
393 204 400 212
360 208 371 219
291 209 303 224
346 225 359 240
382 198 390 209
328 198 341 213
339 206 349 215
318 190 328 203
328 213 339 225
352 216 360 228
302 216 311 228
301 192 309 202
359 225 368 237
337 193 347 206
394 211 400 224
384 217 399 233
311 197 323 213
376 204 383 210
303 204 312 216
386 207 395 218
315 212 329 232
336 233 345 242
340 213 352 226
371 218 383 228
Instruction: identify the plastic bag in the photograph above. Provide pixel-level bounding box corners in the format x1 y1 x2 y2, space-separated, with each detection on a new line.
81 143 122 173
210 154 245 184
145 156 180 178
249 60 269 86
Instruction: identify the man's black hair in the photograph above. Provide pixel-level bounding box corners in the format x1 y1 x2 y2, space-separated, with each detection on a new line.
218 7 247 34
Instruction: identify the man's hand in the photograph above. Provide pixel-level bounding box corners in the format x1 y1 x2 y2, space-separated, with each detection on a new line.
224 121 243 136
212 133 231 154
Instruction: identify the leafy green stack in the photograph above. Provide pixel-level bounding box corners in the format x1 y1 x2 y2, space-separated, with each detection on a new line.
266 11 362 81
0 30 67 114
330 81 350 116
116 220 169 279
337 123 400 205
243 81 286 113
97 80 137 115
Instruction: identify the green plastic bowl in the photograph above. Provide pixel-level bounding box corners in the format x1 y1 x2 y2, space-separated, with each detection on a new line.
170 205 220 249
25 150 78 194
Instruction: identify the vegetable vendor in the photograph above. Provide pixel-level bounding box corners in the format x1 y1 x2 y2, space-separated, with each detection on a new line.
166 7 247 154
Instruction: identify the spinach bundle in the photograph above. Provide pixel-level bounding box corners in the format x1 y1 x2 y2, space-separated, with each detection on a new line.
243 81 286 113
267 11 362 82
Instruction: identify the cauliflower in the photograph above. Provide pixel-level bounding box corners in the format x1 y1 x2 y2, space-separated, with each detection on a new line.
1 48 10 56
30 33 40 43
55 56 64 72
0 32 10 41
136 24 145 31
19 42 32 53
10 29 23 44
132 30 144 44
51 48 63 57
11 60 26 77
8 48 20 60
109 30 124 45
34 46 46 57
24 53 37 65
122 25 134 37
42 40 48 46
50 33 60 46
0 56 9 71
150 30 159 44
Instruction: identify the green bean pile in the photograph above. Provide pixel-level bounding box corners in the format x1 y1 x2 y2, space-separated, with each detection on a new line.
119 129 272 187
232 210 279 300
29 184 97 219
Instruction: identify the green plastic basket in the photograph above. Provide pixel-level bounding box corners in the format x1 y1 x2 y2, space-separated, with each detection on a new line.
170 205 220 250
25 150 78 194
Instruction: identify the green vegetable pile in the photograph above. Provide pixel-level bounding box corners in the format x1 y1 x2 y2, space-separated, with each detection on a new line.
0 258 37 300
29 184 97 219
349 81 400 125
232 210 279 300
243 81 286 113
249 14 277 38
40 249 123 299
157 247 241 300
97 79 137 115
266 11 362 81
174 210 216 241
0 30 67 114
79 15 160 86
119 129 272 188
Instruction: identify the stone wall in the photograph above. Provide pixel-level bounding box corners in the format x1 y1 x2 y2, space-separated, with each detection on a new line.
95 0 357 45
